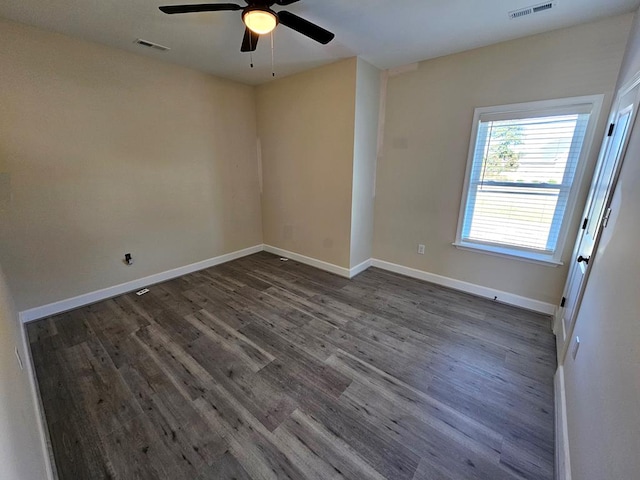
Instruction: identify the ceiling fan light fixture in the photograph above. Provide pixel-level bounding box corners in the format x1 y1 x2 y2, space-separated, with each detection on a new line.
243 8 278 35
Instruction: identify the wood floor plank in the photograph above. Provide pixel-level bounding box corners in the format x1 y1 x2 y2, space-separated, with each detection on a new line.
240 322 352 400
194 386 308 480
303 318 435 394
195 451 253 480
117 341 228 469
28 252 556 480
134 325 212 399
339 383 521 480
153 279 204 317
27 317 58 344
296 386 421 480
216 369 299 432
272 409 387 480
140 322 298 432
48 411 114 480
53 309 91 348
62 338 141 436
499 434 554 480
325 350 505 458
31 340 113 479
187 309 275 371
182 288 255 331
103 414 193 480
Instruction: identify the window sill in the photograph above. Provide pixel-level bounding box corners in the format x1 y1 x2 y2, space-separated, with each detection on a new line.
452 242 564 267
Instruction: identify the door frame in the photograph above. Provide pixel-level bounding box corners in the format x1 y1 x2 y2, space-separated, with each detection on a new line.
554 71 640 364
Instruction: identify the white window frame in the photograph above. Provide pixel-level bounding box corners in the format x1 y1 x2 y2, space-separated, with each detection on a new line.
454 95 604 266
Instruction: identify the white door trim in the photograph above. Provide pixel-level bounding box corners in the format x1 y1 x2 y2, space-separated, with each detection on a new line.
555 72 640 363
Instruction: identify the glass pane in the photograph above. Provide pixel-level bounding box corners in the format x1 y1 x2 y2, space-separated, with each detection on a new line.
479 115 580 184
463 111 590 253
469 185 560 250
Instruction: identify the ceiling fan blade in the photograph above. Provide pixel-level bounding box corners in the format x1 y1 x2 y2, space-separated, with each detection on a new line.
277 11 334 45
275 0 300 5
241 27 260 52
159 3 242 14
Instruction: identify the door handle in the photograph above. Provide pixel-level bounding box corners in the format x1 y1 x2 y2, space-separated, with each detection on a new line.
577 255 590 264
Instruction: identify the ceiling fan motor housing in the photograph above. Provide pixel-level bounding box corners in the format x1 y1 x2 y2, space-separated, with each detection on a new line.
242 6 279 35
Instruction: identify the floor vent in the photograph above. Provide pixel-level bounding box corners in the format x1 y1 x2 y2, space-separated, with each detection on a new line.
134 38 170 52
509 1 556 19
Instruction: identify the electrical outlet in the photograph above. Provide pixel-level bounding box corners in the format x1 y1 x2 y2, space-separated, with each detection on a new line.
418 244 425 255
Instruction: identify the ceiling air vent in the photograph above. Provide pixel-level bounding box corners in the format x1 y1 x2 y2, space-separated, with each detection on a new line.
509 2 556 19
134 38 170 52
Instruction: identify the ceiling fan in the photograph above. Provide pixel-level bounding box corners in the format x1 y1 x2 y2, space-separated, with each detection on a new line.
158 0 335 52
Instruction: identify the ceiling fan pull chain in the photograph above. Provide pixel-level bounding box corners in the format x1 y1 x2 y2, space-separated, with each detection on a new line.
271 31 275 77
249 32 254 68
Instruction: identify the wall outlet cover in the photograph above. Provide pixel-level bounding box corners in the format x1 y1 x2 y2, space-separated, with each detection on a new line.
572 336 580 360
15 347 24 370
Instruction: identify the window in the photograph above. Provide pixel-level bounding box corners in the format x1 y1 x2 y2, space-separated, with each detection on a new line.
455 96 603 265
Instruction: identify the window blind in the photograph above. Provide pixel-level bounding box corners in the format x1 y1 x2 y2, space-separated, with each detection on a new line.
461 111 591 254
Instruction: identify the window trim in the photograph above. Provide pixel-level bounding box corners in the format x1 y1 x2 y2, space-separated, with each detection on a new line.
455 95 604 265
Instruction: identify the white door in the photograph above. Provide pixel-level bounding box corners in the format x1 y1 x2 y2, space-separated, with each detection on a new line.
555 79 640 363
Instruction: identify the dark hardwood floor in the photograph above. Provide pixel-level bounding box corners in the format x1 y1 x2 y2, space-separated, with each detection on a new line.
27 252 556 480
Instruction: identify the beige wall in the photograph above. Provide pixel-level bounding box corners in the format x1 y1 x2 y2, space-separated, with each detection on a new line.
617 11 640 90
0 263 48 479
373 14 633 305
0 19 263 310
563 10 640 480
257 59 358 268
350 59 381 268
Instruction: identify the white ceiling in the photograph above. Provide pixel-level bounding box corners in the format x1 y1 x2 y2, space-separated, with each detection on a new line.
1 0 639 85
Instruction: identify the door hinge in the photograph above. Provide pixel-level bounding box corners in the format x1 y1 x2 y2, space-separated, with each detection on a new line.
561 297 566 307
581 217 588 230
608 123 615 136
602 207 612 228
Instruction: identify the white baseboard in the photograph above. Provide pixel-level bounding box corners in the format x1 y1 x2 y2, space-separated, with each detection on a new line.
18 244 264 324
19 246 555 322
20 324 57 479
263 245 352 278
371 258 556 315
555 366 572 480
349 259 372 278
